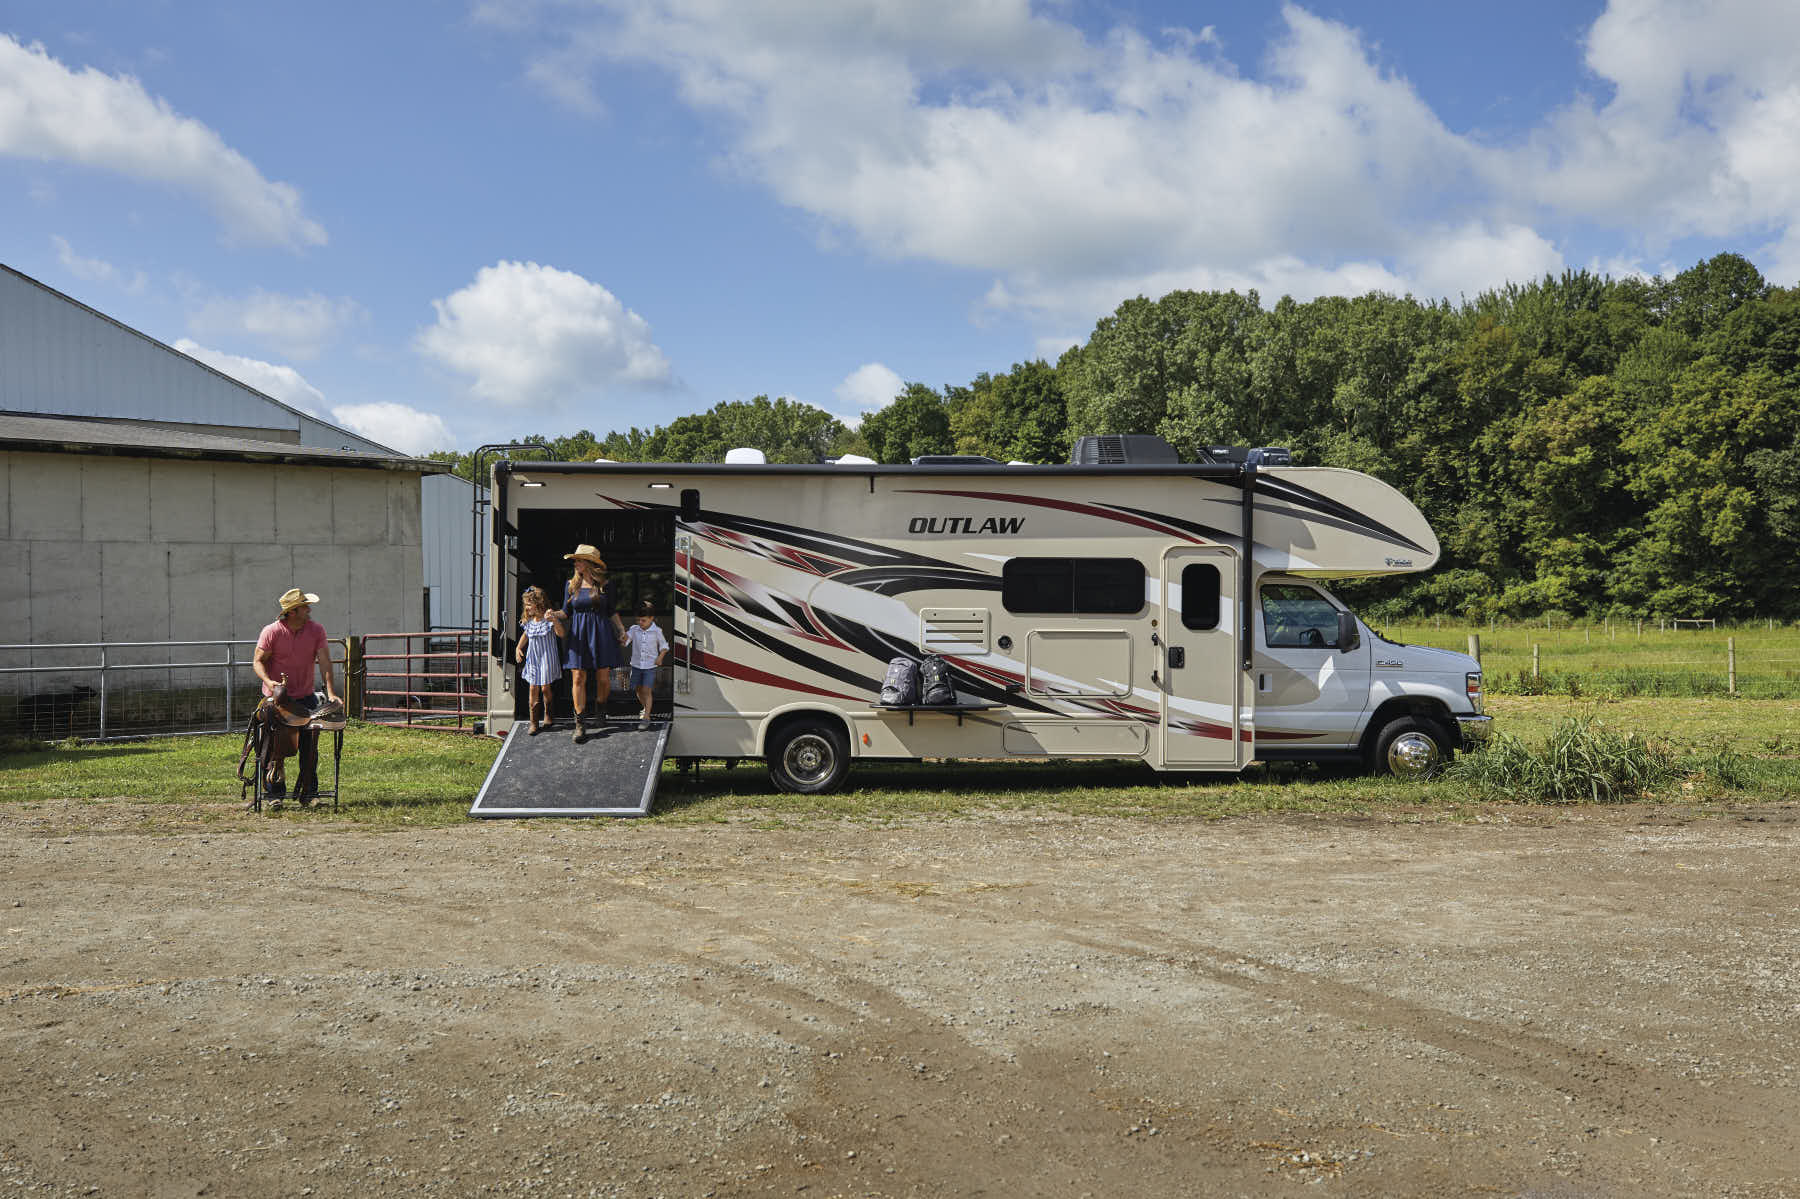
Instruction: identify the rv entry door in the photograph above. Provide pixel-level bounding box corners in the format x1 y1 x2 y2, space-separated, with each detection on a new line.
1158 546 1244 766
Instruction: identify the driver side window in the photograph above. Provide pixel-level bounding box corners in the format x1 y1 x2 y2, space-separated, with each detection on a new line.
1261 584 1338 649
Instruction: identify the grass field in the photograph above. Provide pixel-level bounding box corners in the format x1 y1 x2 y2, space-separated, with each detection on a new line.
2 692 1796 830
1380 619 1800 698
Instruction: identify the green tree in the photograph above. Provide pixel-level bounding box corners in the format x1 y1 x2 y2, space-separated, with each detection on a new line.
948 360 1069 463
861 383 952 463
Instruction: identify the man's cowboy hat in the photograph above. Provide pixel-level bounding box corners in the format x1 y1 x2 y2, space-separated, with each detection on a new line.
563 544 607 568
279 588 321 612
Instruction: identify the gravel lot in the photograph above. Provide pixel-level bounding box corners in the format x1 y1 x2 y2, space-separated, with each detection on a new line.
2 800 1797 1197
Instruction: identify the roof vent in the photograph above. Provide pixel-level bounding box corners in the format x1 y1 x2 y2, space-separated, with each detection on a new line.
911 454 999 466
724 447 766 464
1069 434 1180 465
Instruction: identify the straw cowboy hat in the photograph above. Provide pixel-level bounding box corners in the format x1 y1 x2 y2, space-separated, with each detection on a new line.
279 588 320 613
563 544 607 568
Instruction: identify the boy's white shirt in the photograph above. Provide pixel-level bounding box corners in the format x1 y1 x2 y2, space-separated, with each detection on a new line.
625 621 669 668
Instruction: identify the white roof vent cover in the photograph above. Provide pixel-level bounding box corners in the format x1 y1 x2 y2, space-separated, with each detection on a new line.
724 446 767 464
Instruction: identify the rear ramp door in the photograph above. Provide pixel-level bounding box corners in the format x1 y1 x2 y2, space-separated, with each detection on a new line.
471 721 669 818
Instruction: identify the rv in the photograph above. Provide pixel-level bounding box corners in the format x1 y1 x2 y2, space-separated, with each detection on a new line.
481 437 1489 804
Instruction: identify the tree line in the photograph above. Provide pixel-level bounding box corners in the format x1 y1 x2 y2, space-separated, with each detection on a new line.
432 252 1800 622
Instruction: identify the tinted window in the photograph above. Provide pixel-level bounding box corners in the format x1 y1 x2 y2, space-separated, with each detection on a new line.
1181 564 1221 630
1261 584 1339 648
1003 558 1144 614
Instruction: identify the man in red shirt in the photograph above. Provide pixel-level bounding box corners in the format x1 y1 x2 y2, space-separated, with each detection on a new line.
253 588 341 807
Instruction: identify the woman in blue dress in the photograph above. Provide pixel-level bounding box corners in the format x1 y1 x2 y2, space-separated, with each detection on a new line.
552 544 629 742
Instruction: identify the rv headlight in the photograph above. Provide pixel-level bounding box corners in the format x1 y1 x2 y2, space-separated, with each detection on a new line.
1465 671 1483 715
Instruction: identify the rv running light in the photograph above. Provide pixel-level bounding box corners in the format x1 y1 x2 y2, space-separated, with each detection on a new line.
649 483 672 489
520 480 545 487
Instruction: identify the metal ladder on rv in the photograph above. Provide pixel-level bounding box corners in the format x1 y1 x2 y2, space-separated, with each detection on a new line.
470 719 670 818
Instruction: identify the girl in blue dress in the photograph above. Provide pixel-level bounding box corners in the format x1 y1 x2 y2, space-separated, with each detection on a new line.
552 544 629 742
513 586 565 735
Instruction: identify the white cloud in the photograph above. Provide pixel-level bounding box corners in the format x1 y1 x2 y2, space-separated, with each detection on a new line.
486 2 1494 319
188 289 363 361
833 362 904 414
1515 0 1800 253
1401 225 1566 305
51 235 146 294
490 0 1800 327
330 401 454 456
173 339 328 416
416 260 672 407
0 35 326 249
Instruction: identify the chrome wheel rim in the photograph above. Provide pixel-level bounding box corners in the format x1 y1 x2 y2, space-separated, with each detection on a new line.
1386 731 1441 778
782 733 834 786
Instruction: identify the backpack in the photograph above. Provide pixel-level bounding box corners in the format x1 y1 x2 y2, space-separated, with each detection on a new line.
919 655 956 706
879 656 921 706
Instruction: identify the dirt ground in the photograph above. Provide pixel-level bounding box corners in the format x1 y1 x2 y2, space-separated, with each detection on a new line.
2 801 1797 1198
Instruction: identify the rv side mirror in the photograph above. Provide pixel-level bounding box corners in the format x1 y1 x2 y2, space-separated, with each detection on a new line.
679 488 701 523
1336 610 1360 653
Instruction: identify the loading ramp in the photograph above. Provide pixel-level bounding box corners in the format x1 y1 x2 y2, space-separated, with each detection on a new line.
470 719 670 818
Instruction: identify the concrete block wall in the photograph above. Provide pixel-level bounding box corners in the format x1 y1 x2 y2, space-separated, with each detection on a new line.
1 450 426 691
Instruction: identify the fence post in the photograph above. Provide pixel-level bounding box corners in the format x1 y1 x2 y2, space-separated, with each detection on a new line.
224 642 235 733
1467 634 1481 665
1728 637 1736 694
347 636 365 717
1532 643 1540 679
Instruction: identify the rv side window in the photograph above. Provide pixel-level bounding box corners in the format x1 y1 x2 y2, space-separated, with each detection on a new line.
1003 558 1144 614
1180 564 1221 630
1261 584 1339 649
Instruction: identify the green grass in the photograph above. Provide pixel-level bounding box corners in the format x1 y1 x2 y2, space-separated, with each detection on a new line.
2 697 1796 832
1381 619 1800 698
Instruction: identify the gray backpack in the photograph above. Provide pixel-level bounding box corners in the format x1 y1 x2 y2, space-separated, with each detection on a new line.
879 656 921 705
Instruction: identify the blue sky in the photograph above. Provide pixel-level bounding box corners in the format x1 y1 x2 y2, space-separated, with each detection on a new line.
4 1 1798 455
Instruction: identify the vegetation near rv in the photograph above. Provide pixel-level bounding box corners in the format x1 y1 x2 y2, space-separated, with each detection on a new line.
485 434 1488 797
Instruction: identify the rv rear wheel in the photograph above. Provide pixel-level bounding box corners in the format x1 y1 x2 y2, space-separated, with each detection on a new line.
1371 715 1452 779
767 720 850 794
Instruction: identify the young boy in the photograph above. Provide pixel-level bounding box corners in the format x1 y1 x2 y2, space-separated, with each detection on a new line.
623 600 670 724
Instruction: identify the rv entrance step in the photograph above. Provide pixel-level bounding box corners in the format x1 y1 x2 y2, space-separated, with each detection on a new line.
470 720 670 818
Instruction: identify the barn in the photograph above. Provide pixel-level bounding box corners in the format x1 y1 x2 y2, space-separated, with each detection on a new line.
0 263 448 736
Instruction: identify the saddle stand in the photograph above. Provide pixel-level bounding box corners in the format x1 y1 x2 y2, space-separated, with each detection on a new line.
238 696 346 813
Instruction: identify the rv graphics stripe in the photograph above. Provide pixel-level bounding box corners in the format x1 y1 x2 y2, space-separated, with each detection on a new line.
898 489 1215 543
683 647 868 703
689 599 886 697
1253 476 1430 555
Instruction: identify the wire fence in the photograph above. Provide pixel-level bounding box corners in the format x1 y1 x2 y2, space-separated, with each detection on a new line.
0 639 347 742
1382 621 1800 699
0 633 484 744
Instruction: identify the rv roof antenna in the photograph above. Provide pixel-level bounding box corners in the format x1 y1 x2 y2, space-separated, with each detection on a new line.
724 447 767 464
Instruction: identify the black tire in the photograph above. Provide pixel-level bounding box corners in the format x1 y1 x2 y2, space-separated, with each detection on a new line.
1369 715 1453 779
767 719 851 794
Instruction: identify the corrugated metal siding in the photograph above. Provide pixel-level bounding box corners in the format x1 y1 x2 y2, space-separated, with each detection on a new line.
422 473 485 631
1 266 392 456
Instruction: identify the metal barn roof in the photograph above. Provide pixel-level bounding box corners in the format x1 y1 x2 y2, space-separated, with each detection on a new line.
0 411 441 472
0 264 394 455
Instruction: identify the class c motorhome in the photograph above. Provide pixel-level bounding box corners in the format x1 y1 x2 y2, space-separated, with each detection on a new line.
484 435 1490 796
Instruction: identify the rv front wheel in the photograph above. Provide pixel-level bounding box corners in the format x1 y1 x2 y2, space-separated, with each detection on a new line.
1371 716 1452 779
768 720 850 794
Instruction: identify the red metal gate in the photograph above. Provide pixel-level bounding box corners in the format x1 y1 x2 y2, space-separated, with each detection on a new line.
356 631 485 732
